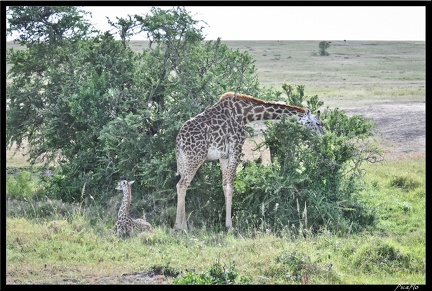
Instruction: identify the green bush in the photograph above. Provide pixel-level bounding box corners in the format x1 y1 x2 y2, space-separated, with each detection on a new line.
6 7 261 207
266 251 341 284
173 260 253 285
390 174 421 191
6 171 40 200
233 86 382 234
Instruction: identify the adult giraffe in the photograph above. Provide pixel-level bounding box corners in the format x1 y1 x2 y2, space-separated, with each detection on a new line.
174 92 324 231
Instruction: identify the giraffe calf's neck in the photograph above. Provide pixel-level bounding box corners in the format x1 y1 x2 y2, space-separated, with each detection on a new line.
114 179 153 236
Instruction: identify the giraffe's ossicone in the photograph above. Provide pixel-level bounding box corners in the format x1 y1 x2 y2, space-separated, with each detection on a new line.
174 92 324 231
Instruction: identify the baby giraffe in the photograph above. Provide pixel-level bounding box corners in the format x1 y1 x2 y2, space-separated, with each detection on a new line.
113 177 153 237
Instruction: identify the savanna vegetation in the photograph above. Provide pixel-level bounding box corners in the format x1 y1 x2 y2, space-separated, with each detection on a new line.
5 6 425 284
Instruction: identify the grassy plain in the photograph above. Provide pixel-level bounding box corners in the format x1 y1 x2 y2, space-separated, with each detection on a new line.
5 40 425 284
221 40 425 107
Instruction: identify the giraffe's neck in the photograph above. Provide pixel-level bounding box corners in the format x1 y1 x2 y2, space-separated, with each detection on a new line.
118 186 131 218
220 92 306 123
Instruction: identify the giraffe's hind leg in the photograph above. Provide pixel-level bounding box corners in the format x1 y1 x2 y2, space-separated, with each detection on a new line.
220 157 239 232
174 173 192 231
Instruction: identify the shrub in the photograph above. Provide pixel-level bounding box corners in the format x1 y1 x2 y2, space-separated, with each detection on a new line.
266 251 341 284
390 174 421 191
172 260 253 285
233 86 382 234
6 171 40 200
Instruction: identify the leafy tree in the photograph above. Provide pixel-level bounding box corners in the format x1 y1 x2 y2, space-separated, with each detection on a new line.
6 6 93 45
6 6 93 163
98 8 262 226
6 6 261 215
319 41 331 56
107 15 139 48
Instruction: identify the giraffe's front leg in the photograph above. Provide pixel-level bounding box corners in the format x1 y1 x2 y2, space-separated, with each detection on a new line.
220 157 238 232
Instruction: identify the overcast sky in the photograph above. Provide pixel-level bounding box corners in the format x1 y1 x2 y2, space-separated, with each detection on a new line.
5 5 426 41
81 6 426 41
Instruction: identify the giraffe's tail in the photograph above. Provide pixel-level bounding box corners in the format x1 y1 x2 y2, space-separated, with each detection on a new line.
175 173 181 186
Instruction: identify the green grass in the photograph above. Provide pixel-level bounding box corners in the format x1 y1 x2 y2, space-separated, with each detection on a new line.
6 158 425 284
360 157 425 238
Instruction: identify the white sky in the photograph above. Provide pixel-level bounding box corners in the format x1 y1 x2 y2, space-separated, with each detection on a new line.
5 6 425 41
81 6 426 41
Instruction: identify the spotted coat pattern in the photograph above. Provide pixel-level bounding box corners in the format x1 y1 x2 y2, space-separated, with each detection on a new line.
113 180 153 237
174 92 324 231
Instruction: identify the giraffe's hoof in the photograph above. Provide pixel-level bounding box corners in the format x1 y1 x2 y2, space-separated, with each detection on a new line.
174 222 188 231
174 225 188 232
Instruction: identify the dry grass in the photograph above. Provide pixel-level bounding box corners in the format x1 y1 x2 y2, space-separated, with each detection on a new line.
6 142 32 168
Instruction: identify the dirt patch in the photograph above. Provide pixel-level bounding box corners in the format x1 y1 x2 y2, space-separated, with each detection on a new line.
80 271 173 285
6 269 174 285
345 103 426 157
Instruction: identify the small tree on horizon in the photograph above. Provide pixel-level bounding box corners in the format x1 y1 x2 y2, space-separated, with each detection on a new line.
319 41 331 56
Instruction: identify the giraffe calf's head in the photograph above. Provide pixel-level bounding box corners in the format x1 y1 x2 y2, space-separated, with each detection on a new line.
115 179 135 190
297 109 324 135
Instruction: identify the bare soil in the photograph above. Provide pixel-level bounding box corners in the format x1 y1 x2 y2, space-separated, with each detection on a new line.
344 103 425 156
6 269 173 285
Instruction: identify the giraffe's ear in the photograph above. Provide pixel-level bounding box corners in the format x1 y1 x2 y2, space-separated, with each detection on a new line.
129 180 135 185
305 108 311 116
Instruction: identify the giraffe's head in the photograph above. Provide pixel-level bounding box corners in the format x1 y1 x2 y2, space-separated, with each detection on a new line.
297 109 324 135
115 178 135 191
